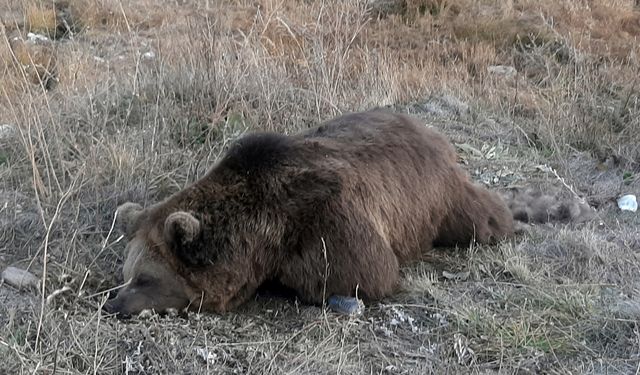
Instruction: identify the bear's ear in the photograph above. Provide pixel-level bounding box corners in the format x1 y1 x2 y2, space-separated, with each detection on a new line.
164 211 201 249
116 202 143 235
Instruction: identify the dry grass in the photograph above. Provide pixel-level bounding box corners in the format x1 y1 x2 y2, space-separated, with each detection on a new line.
24 2 58 37
1 0 639 373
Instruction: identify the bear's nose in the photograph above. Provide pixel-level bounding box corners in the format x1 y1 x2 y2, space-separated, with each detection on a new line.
102 299 129 319
102 299 117 314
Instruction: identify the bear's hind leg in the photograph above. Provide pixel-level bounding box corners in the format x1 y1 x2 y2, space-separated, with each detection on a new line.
434 181 514 247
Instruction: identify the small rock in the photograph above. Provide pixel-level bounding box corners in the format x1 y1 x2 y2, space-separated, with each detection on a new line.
327 295 365 316
1 266 40 290
487 65 517 78
142 51 155 60
618 194 637 212
26 32 50 43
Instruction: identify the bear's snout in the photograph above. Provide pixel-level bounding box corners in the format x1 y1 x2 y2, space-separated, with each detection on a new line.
102 298 130 319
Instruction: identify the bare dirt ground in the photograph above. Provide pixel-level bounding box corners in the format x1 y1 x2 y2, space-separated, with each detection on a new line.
1 0 639 373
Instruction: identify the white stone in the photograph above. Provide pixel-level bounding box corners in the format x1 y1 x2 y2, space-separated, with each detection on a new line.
26 32 50 43
618 194 637 212
2 266 40 290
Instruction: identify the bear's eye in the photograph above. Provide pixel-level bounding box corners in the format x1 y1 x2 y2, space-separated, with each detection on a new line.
134 275 155 288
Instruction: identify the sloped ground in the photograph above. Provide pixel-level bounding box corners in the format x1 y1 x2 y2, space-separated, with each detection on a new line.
1 0 639 373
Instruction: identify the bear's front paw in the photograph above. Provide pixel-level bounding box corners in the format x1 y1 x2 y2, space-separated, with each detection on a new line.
327 295 364 316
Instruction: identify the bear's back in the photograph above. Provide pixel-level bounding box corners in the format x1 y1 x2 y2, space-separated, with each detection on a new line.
302 110 457 166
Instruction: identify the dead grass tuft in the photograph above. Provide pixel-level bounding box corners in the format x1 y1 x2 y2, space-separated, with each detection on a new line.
453 17 557 52
24 0 82 39
24 2 58 37
8 37 58 89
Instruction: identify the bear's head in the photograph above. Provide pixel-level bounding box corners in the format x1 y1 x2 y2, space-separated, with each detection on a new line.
103 154 343 317
103 202 202 317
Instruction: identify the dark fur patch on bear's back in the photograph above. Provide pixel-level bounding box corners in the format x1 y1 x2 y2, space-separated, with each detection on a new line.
218 132 295 176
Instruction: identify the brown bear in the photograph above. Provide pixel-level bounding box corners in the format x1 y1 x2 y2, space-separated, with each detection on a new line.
102 110 580 317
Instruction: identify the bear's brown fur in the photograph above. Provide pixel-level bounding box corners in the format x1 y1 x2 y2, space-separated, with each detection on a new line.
104 110 520 316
